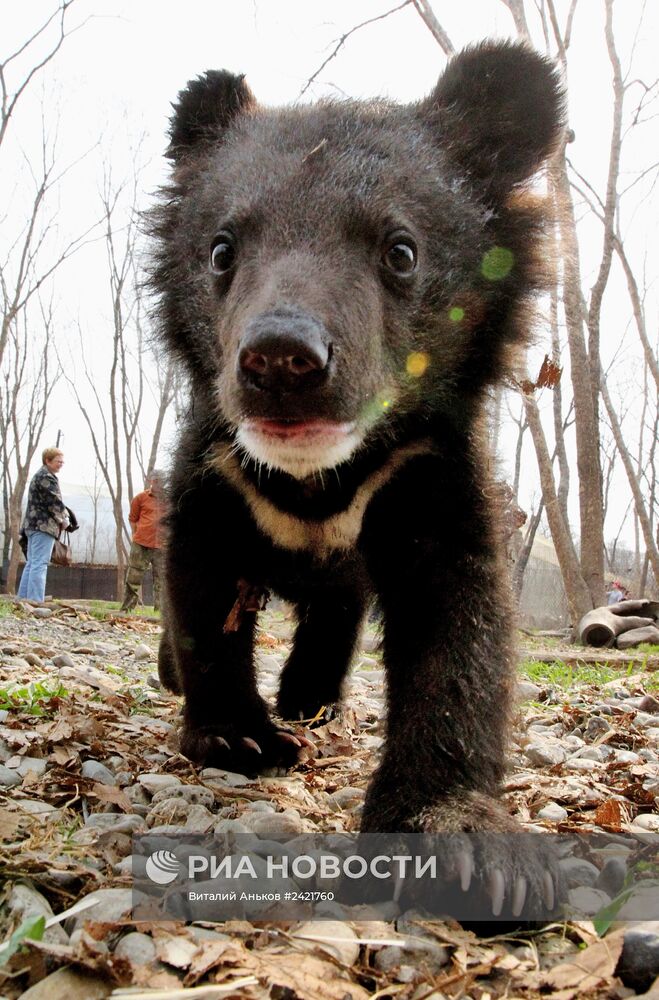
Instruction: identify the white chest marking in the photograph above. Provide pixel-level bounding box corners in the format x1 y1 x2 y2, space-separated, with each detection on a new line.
208 439 436 560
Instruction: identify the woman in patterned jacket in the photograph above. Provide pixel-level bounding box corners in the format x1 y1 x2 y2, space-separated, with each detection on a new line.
17 447 70 603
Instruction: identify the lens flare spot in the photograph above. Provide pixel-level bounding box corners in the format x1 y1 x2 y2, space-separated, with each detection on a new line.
449 306 465 323
406 352 430 378
481 246 514 281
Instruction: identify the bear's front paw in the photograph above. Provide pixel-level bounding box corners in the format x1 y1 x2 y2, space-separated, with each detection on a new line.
361 790 562 921
179 718 309 776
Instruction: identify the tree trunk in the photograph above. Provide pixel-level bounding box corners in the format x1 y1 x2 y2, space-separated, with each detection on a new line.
600 371 659 591
550 155 605 606
523 392 593 623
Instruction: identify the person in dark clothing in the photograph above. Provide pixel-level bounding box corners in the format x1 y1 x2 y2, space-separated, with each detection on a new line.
17 448 70 603
120 471 164 612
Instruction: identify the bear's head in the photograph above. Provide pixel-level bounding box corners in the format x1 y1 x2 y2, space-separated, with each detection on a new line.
150 41 565 478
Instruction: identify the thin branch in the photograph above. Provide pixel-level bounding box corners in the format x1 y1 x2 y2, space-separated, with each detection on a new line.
298 1 414 98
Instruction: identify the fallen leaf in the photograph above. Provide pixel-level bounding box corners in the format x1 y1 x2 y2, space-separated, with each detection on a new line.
593 799 624 831
89 782 132 812
248 950 369 1000
0 808 21 841
536 930 625 995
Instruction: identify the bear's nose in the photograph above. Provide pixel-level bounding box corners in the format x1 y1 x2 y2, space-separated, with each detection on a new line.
238 312 331 392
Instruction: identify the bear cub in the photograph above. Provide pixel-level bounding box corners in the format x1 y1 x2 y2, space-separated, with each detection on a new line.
151 41 565 918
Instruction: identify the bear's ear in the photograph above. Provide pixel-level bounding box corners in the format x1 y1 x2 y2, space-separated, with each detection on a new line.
167 70 256 160
420 41 565 201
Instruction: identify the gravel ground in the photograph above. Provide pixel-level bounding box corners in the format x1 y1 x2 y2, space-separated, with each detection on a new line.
0 595 658 999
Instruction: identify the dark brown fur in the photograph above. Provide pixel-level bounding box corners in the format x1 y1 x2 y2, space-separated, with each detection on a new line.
148 42 566 919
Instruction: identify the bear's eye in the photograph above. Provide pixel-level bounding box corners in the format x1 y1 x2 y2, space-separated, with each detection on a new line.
210 232 236 274
382 237 417 276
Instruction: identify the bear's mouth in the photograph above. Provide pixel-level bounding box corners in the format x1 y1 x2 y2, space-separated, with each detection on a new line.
236 418 362 477
245 418 356 442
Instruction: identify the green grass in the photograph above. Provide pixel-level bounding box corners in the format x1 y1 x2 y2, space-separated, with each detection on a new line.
519 655 659 693
0 679 69 715
520 658 637 689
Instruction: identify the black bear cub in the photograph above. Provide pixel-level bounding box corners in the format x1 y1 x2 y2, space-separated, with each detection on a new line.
151 42 565 918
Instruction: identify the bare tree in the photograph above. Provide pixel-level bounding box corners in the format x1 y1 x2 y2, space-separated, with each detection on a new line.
0 5 98 586
522 390 592 621
600 368 659 589
0 302 59 592
0 1 83 150
63 159 180 591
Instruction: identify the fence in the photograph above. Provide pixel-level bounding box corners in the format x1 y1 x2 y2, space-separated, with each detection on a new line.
8 563 154 604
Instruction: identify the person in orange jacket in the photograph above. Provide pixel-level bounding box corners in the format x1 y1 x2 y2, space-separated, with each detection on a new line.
119 471 164 612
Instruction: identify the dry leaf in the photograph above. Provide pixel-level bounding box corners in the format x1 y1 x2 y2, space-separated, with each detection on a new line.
89 782 133 812
248 950 369 1000
537 930 625 995
0 807 20 841
537 354 563 389
593 799 624 830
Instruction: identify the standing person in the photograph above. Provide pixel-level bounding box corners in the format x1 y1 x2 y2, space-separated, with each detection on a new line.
120 471 164 612
17 448 70 603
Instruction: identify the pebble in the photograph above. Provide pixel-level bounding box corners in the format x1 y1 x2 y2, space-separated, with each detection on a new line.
66 887 148 931
256 653 282 673
84 813 146 833
564 758 601 772
330 786 366 809
214 818 252 837
585 716 611 738
375 940 450 975
8 882 68 945
611 749 640 764
81 759 117 785
200 767 255 787
572 746 606 762
537 802 568 823
240 809 311 839
129 715 174 734
151 783 215 807
51 652 75 668
292 921 360 966
243 799 276 813
0 764 22 787
113 855 148 878
615 885 659 921
617 924 659 993
524 743 567 766
16 800 57 816
32 607 53 619
13 756 48 777
595 857 627 896
133 643 154 661
630 813 659 831
516 681 543 701
559 857 600 888
18 967 111 999
638 694 659 713
567 886 611 915
147 799 214 834
126 783 150 807
137 773 182 795
23 652 45 668
114 931 157 964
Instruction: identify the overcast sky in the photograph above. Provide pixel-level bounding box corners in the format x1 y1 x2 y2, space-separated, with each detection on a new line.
3 1 658 548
